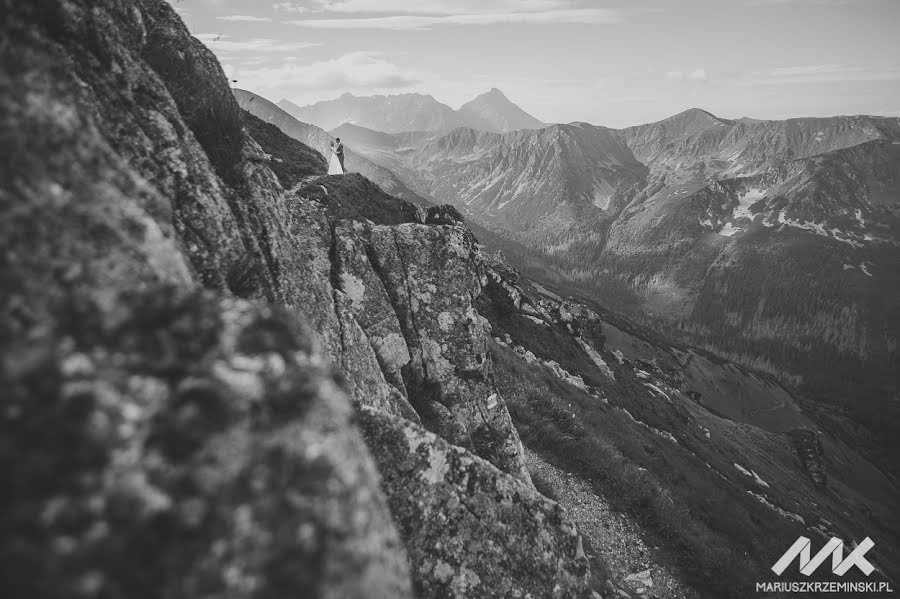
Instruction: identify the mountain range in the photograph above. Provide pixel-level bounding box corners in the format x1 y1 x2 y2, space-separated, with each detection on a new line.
278 88 545 134
234 89 426 203
5 2 899 597
332 108 900 481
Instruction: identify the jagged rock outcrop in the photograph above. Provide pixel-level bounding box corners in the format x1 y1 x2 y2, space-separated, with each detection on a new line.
1 0 592 596
333 219 531 483
333 221 414 396
363 223 531 482
787 429 828 487
360 407 591 598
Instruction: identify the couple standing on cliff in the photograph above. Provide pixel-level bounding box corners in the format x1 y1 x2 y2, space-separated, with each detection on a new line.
328 138 345 175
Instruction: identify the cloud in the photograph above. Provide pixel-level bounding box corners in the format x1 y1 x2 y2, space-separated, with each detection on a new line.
273 2 311 13
770 64 856 76
277 0 572 14
217 15 274 22
290 8 625 30
688 68 707 81
738 64 900 85
666 68 707 82
232 51 420 93
745 0 851 6
195 34 320 59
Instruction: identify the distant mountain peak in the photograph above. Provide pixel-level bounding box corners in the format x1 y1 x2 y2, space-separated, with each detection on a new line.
469 88 516 105
279 88 544 134
457 88 545 133
672 107 729 123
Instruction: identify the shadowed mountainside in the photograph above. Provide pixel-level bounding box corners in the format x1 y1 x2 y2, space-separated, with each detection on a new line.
242 110 326 186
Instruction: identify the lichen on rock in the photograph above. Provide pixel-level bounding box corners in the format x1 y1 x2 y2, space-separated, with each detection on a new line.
349 221 531 483
360 407 593 599
1 289 413 599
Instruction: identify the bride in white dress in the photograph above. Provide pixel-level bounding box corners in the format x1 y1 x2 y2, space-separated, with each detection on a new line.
327 141 344 175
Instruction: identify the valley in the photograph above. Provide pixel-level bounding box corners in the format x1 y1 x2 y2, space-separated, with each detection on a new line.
330 109 900 483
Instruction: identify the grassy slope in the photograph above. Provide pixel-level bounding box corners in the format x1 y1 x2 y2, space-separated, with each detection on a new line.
243 107 428 229
295 174 423 226
481 276 900 597
243 110 326 187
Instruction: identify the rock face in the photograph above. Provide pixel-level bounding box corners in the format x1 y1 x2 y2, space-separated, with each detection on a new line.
360 407 591 599
787 429 828 488
1 0 592 596
1 290 413 599
362 223 531 482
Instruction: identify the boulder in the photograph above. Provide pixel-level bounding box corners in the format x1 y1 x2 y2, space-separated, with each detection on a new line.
422 204 466 226
0 289 413 599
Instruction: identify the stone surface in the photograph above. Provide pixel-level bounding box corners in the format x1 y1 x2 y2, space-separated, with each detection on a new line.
1 289 413 599
360 407 593 599
333 220 412 393
333 289 419 423
364 223 531 482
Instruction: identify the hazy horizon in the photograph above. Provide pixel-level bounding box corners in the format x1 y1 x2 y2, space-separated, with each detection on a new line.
175 0 900 128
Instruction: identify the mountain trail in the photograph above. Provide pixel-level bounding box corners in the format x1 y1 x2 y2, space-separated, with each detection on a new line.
525 449 700 599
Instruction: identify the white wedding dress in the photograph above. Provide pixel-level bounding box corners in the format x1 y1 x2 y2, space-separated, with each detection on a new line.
327 150 344 175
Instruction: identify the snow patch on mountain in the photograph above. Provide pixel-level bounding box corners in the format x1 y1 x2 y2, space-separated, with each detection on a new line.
733 187 766 221
734 463 770 487
748 491 804 524
718 222 742 237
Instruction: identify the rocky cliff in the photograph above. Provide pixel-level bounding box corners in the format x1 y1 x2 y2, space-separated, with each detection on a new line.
0 1 592 597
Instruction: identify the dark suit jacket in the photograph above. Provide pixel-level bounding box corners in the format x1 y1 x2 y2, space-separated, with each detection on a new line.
335 142 344 156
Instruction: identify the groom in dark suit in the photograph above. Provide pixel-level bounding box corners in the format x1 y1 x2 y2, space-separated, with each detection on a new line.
335 138 345 171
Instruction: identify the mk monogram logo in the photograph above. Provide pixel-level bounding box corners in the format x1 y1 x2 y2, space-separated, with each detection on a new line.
772 537 876 577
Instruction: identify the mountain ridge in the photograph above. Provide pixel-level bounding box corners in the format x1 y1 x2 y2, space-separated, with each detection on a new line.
235 89 429 203
278 88 546 134
328 104 900 427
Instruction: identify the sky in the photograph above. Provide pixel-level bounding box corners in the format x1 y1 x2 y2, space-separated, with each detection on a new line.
172 0 900 128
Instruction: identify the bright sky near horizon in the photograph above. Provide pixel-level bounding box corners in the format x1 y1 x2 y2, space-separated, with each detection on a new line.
173 0 900 128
